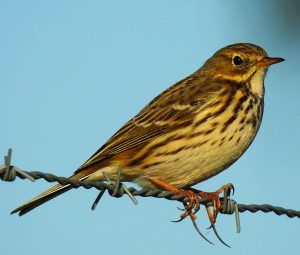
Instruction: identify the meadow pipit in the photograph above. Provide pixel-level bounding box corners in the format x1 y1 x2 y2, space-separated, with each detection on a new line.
12 44 284 233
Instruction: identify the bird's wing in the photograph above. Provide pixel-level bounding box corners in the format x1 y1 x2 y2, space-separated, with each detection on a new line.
76 76 224 172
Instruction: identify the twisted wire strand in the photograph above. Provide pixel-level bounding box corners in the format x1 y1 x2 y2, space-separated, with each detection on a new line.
1 149 300 219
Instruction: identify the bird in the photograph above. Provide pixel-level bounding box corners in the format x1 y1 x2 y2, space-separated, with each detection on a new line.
12 43 284 224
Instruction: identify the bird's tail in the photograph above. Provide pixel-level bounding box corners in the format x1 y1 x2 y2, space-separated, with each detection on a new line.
11 170 93 216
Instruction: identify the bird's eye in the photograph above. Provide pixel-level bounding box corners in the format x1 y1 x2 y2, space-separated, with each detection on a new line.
232 55 243 66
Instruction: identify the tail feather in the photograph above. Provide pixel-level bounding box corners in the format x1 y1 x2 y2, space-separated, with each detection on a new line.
11 172 93 216
11 184 72 216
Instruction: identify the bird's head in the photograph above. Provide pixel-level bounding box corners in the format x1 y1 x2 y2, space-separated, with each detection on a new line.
202 43 284 84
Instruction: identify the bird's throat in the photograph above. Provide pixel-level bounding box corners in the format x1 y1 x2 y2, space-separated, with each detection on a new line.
246 68 266 98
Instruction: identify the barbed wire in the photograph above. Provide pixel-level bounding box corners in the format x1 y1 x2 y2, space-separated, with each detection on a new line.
1 149 300 219
2 148 300 247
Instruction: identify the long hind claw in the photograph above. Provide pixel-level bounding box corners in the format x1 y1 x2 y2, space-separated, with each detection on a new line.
212 224 230 248
191 216 214 245
205 206 217 229
204 197 231 247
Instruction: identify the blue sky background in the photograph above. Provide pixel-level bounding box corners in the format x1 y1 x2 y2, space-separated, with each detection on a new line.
1 1 300 254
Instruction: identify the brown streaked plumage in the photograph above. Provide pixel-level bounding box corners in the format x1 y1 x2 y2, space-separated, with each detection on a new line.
11 43 284 217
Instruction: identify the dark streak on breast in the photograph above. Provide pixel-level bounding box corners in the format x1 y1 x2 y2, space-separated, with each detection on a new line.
220 93 248 133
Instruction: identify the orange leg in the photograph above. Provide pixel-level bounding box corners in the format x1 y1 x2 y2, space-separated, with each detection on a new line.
149 177 234 224
149 177 199 220
149 178 233 247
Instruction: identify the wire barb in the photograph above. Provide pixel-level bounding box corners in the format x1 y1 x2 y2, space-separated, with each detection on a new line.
0 148 35 182
220 188 241 233
101 168 138 206
91 189 106 210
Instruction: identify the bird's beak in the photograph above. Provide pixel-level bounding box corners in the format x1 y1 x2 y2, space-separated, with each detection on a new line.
256 57 285 67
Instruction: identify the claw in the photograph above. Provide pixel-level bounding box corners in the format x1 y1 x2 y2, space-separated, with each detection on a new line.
171 217 185 223
191 217 214 245
212 224 231 248
225 183 234 196
207 222 214 230
204 205 217 229
231 185 235 196
226 185 234 197
176 206 185 211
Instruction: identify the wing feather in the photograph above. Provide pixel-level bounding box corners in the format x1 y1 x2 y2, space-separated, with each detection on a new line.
76 75 226 172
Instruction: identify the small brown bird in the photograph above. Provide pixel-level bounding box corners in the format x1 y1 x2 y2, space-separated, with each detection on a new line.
12 43 284 223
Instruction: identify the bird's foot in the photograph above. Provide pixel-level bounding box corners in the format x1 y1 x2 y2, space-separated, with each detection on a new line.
191 183 234 227
148 178 233 247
